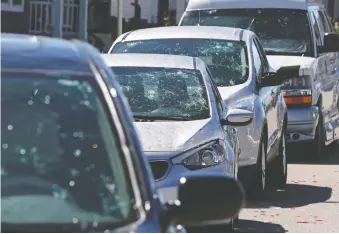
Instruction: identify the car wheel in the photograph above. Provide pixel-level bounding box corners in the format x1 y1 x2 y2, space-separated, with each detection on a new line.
188 219 234 233
271 128 288 190
310 112 326 161
249 134 268 200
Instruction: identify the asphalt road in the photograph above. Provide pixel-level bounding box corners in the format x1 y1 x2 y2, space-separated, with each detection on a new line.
236 142 339 233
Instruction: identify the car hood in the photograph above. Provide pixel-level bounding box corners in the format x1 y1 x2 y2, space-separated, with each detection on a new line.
267 55 316 71
134 119 212 152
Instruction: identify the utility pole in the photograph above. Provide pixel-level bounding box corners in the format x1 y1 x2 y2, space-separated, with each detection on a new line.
78 0 88 40
117 0 123 36
52 0 63 38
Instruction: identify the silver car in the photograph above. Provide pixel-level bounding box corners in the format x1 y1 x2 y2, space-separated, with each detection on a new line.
102 53 252 230
107 26 294 198
179 0 339 160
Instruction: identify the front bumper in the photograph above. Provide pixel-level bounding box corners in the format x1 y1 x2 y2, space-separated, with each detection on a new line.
285 106 319 143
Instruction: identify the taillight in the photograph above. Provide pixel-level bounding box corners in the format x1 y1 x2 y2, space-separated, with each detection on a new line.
284 95 312 105
281 89 312 108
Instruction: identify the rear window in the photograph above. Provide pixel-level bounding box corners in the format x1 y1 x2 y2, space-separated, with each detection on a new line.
1 70 137 229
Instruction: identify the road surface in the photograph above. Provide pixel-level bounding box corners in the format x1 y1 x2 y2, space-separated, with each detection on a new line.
236 142 339 233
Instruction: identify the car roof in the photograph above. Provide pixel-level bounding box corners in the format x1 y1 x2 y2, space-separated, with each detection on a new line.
102 53 199 70
115 26 253 43
186 0 323 11
1 33 91 73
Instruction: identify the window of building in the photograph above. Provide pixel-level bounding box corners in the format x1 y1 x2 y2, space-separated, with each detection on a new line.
1 0 24 12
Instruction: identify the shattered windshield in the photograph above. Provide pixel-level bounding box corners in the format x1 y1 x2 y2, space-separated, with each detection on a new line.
181 9 312 56
1 71 137 229
112 39 248 87
110 66 210 120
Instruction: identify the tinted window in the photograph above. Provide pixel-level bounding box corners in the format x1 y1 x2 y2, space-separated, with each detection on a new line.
111 66 210 120
1 71 136 228
112 39 248 87
181 9 312 56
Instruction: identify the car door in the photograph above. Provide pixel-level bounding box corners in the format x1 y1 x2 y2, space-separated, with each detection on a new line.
311 8 339 142
251 38 277 159
254 37 281 142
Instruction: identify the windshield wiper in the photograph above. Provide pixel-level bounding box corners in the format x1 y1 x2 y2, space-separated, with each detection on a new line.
264 50 304 56
133 115 192 121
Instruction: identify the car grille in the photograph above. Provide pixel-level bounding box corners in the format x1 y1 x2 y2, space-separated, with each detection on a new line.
149 160 169 180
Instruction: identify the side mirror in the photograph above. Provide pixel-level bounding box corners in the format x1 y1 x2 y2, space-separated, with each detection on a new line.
260 65 300 87
167 174 245 227
220 108 254 127
318 32 339 53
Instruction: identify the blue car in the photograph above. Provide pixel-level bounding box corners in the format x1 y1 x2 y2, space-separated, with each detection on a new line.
1 34 245 233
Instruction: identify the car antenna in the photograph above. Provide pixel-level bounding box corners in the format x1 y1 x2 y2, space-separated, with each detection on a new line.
247 17 255 29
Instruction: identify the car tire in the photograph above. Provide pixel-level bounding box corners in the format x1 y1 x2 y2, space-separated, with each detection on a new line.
249 133 268 200
310 112 326 161
188 219 234 233
270 127 288 190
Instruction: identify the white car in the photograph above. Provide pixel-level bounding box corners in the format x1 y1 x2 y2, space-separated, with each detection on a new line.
102 53 252 231
179 0 339 160
107 26 295 198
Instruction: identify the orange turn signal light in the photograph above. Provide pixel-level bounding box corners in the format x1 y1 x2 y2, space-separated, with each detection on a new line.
284 96 312 105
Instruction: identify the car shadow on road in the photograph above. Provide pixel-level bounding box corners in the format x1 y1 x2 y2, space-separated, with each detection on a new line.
246 183 332 209
287 142 339 165
235 219 286 233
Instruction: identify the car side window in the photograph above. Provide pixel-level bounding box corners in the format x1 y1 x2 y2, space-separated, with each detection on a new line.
317 10 331 33
206 68 224 117
254 38 269 73
251 40 263 79
311 11 323 46
323 11 334 32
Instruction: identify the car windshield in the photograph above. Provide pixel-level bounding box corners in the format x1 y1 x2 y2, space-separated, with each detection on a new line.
110 66 210 120
181 9 312 56
112 39 248 87
1 70 137 230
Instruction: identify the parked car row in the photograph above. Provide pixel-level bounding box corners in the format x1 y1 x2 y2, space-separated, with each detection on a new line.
103 0 339 231
1 34 246 233
1 0 339 233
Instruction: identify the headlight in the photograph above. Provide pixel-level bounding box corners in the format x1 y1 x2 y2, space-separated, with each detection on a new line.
231 99 255 112
180 142 227 170
281 75 312 89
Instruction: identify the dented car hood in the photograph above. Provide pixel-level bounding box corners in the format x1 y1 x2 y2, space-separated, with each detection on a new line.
134 119 213 152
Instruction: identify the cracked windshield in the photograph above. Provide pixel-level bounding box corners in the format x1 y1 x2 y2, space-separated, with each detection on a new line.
1 71 136 226
181 9 312 56
111 66 210 120
112 40 248 87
